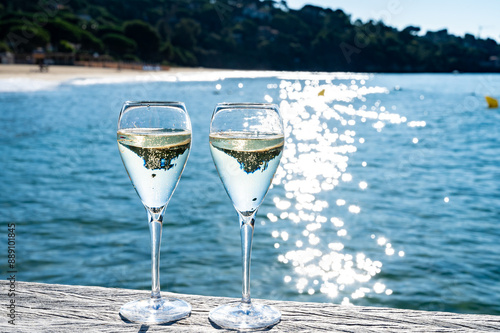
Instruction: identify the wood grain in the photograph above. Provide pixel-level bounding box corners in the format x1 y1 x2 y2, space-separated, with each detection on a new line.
2 281 499 332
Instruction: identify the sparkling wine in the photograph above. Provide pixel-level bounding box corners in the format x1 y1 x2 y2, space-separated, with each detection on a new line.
209 131 284 215
117 128 191 209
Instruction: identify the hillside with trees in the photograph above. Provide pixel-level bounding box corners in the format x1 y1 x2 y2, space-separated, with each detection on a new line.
1 0 499 72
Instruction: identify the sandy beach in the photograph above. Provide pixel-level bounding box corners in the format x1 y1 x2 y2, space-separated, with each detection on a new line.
0 65 340 90
0 64 220 83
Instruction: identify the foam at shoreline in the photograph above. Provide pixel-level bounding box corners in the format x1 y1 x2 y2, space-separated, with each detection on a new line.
0 78 61 92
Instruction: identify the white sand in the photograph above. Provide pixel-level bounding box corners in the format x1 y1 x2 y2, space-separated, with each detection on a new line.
0 64 221 83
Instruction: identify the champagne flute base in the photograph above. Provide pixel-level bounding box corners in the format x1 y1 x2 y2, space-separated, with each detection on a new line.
119 297 191 324
209 301 280 330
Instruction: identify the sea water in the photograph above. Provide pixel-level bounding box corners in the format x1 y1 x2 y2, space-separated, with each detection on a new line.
0 72 499 315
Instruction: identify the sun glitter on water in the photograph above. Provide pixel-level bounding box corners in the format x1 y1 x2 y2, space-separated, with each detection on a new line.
268 75 423 305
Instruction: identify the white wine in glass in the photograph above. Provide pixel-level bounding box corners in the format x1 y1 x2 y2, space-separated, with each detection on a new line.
117 101 192 324
208 103 284 330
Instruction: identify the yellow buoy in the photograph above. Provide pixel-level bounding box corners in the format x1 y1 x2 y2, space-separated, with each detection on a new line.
318 89 325 96
485 96 498 108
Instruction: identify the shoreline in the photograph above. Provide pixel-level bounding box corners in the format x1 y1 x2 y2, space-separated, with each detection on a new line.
2 64 498 91
0 64 372 92
2 64 499 80
0 64 224 83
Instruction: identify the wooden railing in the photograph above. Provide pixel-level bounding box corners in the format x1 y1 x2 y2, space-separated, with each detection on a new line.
2 281 499 332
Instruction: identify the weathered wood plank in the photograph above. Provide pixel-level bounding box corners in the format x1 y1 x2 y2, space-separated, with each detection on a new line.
1 281 499 332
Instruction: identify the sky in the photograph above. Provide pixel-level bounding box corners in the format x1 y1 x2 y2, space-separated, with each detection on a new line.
285 0 500 42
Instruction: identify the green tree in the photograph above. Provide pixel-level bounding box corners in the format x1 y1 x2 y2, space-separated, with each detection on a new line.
272 12 311 41
160 41 197 66
0 18 25 39
172 18 201 50
123 20 160 61
58 40 75 53
45 19 82 44
95 24 122 38
80 29 104 52
102 33 136 58
6 25 50 52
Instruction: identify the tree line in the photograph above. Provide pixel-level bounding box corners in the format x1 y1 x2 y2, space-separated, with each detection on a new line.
1 0 499 72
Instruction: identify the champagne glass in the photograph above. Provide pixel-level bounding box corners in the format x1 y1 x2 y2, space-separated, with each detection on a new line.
117 101 192 324
208 103 284 329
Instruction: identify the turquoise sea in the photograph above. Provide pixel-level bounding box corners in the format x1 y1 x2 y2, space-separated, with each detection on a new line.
1 71 499 315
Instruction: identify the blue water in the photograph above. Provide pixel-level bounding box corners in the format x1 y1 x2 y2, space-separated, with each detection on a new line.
1 72 499 315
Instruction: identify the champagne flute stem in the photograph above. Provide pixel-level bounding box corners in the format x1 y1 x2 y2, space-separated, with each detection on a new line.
148 210 164 301
240 215 255 306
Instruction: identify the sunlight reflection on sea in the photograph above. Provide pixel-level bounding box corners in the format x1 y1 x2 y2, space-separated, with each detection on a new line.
264 75 417 304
